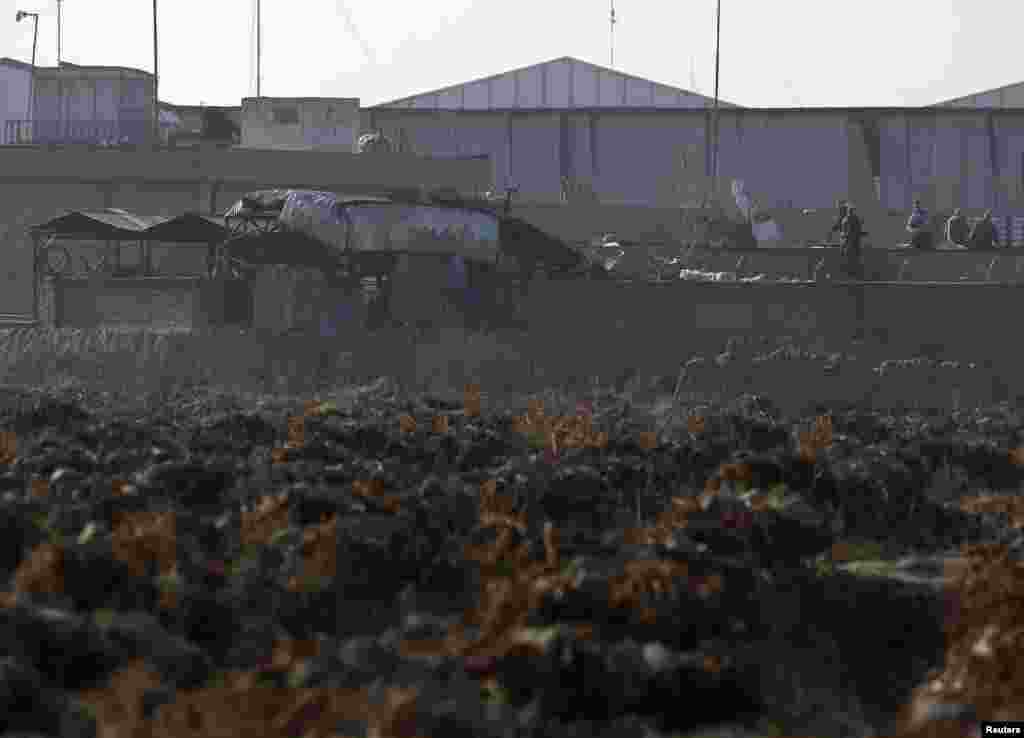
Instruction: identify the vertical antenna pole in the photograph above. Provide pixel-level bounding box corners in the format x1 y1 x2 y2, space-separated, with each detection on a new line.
56 0 62 64
609 0 616 68
710 0 722 207
29 15 38 126
256 0 261 97
153 0 159 145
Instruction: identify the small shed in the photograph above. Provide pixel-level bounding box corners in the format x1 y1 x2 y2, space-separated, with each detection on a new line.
28 209 243 329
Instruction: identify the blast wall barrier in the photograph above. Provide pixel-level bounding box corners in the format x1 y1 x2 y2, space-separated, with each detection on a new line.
509 280 1023 412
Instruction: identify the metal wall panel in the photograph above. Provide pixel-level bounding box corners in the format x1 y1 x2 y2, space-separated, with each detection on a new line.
1004 86 1024 107
546 59 571 108
975 91 1001 107
66 79 94 121
492 74 515 108
0 64 32 120
652 84 682 108
880 116 907 209
439 89 461 108
508 114 560 200
598 70 623 107
906 116 936 207
626 79 653 106
717 112 849 209
518 66 543 107
464 80 489 109
94 79 118 121
572 62 598 107
965 132 990 209
997 118 1024 206
566 114 594 184
931 116 962 211
588 113 695 205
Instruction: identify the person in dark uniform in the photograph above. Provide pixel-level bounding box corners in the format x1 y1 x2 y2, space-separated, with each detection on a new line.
828 200 849 242
840 203 865 280
907 199 933 249
969 210 1000 249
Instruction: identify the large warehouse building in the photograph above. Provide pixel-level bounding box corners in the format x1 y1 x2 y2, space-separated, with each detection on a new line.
4 52 1024 219
361 58 1024 215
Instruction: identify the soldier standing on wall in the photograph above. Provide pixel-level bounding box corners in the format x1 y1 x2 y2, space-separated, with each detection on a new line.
840 203 865 280
828 199 849 243
969 210 1000 249
907 199 933 249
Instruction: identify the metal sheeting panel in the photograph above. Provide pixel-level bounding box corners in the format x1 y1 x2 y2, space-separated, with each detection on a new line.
145 213 227 244
375 57 730 111
907 117 937 206
1004 86 1024 107
517 66 543 107
880 116 908 210
546 60 571 107
965 132 990 209
590 114 688 205
509 115 561 201
31 209 166 239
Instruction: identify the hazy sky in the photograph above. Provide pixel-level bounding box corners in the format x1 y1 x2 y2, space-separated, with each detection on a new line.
3 0 1021 108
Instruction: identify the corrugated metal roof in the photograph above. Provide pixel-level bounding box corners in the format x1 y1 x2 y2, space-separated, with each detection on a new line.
30 210 226 243
31 210 164 239
143 212 227 243
372 55 741 110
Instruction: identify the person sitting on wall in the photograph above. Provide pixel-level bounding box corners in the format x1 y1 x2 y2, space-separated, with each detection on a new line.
907 199 933 249
840 203 865 280
969 210 1000 249
945 208 970 248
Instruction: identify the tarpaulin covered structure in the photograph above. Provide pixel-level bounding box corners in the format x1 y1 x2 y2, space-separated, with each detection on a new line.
222 189 585 276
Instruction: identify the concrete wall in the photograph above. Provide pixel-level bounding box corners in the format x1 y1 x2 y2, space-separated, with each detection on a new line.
0 148 490 316
240 98 359 151
505 279 1024 412
54 277 201 329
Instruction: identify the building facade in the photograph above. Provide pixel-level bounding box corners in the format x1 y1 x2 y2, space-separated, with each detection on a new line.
0 58 156 146
0 58 33 142
239 97 360 152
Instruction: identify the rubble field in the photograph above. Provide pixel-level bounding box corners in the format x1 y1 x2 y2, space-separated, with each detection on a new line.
1 361 1023 737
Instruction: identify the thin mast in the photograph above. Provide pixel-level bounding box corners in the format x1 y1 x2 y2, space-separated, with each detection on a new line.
153 0 159 144
609 0 616 68
710 0 722 206
256 0 261 96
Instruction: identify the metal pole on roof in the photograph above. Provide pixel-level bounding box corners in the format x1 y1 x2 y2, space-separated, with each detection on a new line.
152 0 159 145
256 0 261 97
56 0 61 64
15 11 39 140
609 0 616 68
710 0 722 209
